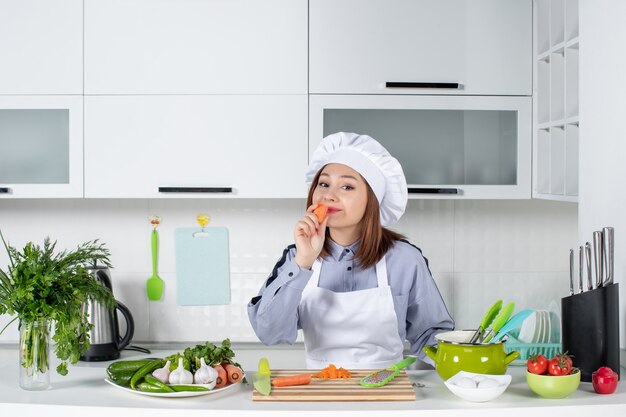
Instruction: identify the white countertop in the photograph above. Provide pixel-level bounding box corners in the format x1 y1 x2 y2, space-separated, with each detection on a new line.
1 344 625 417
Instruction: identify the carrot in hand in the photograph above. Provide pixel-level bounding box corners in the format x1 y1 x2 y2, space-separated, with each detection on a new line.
271 374 312 387
313 204 328 222
213 364 228 388
224 363 242 384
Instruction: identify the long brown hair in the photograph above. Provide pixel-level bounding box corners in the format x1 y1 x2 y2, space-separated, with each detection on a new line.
306 166 405 269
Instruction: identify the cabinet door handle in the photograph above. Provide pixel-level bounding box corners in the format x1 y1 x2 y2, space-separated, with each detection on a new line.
386 82 460 89
158 187 233 193
408 188 459 194
0 187 12 194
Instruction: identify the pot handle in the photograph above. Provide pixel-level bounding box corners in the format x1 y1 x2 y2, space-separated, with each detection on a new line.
115 300 135 351
423 345 438 361
504 350 520 365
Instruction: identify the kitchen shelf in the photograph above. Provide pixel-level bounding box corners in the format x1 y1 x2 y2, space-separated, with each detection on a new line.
533 0 579 202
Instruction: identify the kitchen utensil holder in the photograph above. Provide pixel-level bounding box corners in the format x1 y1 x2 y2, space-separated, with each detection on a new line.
561 283 620 382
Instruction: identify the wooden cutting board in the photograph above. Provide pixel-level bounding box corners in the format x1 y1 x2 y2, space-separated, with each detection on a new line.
252 369 416 402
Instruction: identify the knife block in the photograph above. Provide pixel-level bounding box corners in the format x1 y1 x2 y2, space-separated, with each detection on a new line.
561 283 620 382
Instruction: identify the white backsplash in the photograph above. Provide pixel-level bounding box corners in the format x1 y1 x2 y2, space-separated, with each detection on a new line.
0 199 577 343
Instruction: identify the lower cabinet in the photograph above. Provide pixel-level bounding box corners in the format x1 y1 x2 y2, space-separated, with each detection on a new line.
84 95 308 198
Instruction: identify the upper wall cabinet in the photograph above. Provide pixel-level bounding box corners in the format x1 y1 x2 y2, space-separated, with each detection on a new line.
84 95 308 198
310 95 532 199
310 0 532 96
0 96 84 198
533 0 579 202
84 0 307 95
0 0 82 94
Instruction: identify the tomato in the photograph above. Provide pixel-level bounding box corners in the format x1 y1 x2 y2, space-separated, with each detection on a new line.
592 366 619 394
548 352 573 376
527 354 548 375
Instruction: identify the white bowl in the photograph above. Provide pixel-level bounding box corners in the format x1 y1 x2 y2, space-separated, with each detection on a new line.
444 371 512 402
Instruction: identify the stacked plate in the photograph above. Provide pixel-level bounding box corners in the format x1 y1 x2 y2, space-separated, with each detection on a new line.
518 302 561 344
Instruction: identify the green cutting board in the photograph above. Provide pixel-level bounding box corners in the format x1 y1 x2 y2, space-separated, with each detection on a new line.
174 227 230 306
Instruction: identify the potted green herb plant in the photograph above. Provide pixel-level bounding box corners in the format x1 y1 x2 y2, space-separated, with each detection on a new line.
0 231 115 390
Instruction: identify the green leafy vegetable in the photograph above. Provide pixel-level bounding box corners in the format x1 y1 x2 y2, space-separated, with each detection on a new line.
163 339 241 374
0 230 115 376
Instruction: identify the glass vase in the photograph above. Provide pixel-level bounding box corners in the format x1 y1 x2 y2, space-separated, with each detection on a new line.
19 318 51 390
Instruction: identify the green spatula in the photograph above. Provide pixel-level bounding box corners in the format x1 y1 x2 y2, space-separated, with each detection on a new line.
481 302 515 343
146 226 164 301
359 357 416 388
469 299 502 344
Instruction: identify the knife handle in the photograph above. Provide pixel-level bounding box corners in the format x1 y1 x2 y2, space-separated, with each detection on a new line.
578 246 584 293
585 242 593 291
569 249 574 296
593 231 604 288
602 227 614 285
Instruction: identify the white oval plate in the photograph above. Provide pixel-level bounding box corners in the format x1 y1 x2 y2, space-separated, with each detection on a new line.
104 376 244 398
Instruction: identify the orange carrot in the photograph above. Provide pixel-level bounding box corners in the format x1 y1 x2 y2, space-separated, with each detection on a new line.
313 364 351 379
271 374 312 387
224 363 242 384
313 204 328 222
213 364 228 388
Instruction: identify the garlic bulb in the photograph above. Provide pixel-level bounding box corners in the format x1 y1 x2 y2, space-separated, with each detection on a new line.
169 357 193 385
194 357 218 387
152 360 172 384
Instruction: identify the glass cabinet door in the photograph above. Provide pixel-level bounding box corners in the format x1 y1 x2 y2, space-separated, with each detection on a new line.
310 95 531 199
0 96 83 198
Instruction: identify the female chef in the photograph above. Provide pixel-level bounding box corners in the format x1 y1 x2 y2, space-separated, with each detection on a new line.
248 132 454 369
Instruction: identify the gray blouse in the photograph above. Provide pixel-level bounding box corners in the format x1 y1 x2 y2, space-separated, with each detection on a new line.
247 239 454 364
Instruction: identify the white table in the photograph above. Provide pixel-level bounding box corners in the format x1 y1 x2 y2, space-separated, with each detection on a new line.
1 344 624 417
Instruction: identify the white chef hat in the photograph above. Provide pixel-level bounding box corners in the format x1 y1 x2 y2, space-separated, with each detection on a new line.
306 132 408 226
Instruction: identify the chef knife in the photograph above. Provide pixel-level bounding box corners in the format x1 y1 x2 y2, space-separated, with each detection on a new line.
593 231 604 288
252 357 271 396
578 246 584 293
585 242 593 291
602 226 614 286
569 249 574 296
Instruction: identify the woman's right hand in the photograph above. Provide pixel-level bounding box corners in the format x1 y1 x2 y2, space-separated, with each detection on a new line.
294 204 328 270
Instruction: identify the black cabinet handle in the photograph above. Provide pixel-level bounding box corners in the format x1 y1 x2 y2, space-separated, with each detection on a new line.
408 188 459 194
158 187 233 193
386 82 460 89
0 187 11 194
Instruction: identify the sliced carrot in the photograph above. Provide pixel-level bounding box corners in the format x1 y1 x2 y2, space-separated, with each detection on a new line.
271 374 311 387
313 364 351 379
213 364 228 388
224 363 242 384
313 204 328 222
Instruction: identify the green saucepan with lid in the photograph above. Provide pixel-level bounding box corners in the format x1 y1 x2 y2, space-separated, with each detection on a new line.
423 330 520 381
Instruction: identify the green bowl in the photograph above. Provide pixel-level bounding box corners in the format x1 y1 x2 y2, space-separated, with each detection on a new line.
526 369 581 399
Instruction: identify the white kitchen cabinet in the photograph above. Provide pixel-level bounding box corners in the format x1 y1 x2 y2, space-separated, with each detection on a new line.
0 96 84 198
310 95 531 199
84 0 307 95
0 0 82 94
533 0 579 202
84 95 308 198
310 0 532 96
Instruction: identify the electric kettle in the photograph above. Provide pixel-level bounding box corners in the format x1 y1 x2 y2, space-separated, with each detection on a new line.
80 265 135 361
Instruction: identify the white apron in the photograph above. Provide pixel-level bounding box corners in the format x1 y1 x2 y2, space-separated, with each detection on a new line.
298 256 404 369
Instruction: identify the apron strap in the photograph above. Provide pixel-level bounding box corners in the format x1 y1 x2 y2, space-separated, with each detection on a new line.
375 256 388 288
306 257 388 289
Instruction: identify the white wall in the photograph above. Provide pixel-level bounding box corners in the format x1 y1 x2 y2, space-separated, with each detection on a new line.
579 0 626 349
0 198 577 344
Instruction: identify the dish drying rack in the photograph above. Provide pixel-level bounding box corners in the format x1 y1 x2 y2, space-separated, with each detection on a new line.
504 331 562 362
